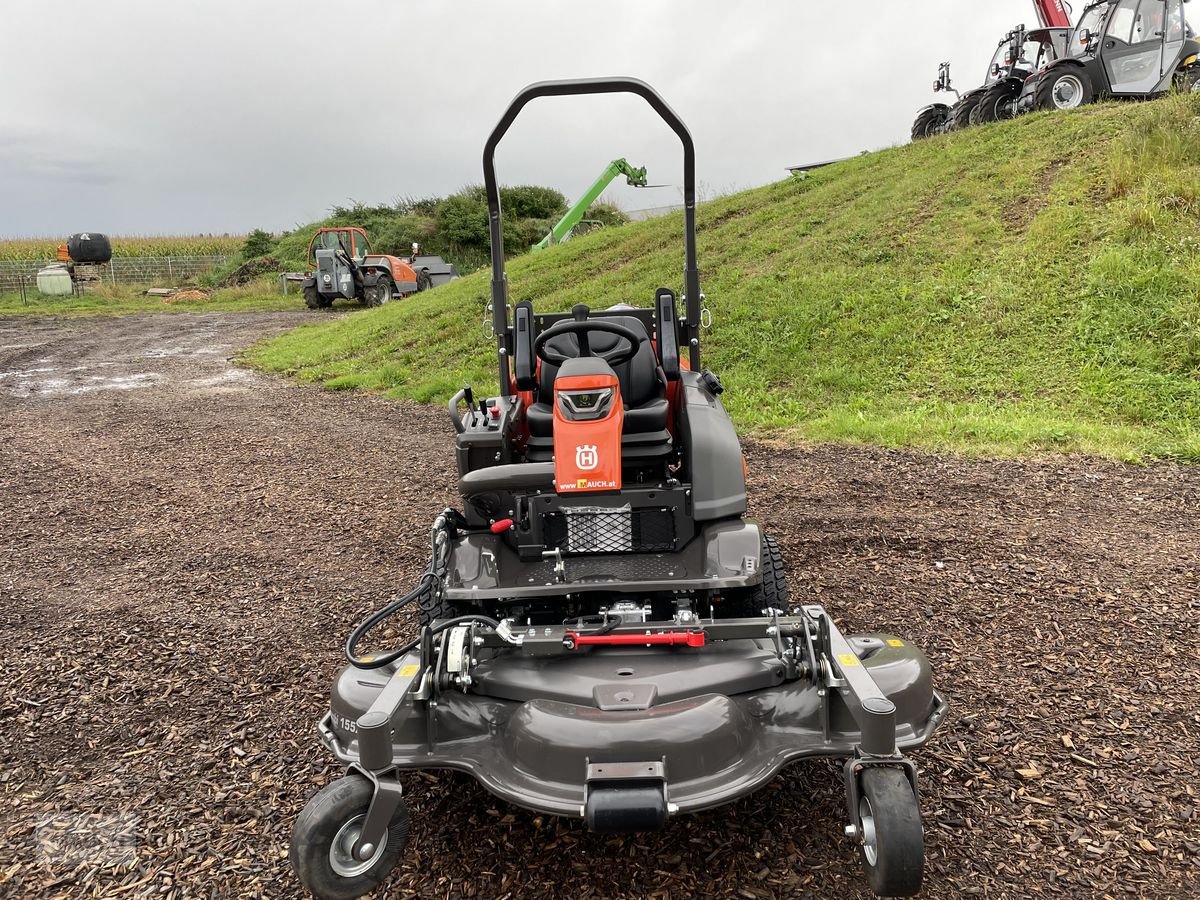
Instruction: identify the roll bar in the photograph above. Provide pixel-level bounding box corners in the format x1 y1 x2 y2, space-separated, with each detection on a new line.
482 77 702 395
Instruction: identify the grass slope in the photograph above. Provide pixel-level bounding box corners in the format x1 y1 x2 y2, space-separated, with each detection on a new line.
249 97 1200 461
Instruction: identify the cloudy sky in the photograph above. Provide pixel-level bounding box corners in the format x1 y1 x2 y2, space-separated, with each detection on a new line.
1 1 1045 238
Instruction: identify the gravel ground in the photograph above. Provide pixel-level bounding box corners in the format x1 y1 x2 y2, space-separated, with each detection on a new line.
0 312 1197 899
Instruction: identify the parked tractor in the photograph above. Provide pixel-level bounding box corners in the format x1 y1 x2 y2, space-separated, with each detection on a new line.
1035 0 1199 110
301 228 457 310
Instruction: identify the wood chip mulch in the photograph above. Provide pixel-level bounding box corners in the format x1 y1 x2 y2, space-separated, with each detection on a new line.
0 312 1196 899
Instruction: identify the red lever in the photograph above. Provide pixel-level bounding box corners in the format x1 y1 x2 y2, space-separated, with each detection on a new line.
490 518 514 534
565 631 705 648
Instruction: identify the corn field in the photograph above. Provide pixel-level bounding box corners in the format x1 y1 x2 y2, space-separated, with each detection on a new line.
0 235 244 261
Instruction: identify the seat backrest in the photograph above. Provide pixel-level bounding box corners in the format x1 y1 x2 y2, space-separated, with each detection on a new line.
537 316 659 408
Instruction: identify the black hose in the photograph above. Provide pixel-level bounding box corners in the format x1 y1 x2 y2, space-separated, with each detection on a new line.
567 612 619 636
344 572 437 669
346 612 502 671
344 509 502 670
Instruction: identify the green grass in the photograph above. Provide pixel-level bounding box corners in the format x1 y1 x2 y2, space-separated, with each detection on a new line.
0 281 300 317
252 96 1200 461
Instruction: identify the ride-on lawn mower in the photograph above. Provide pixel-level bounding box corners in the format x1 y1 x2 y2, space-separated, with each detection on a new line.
1036 0 1200 111
289 78 948 900
301 227 457 310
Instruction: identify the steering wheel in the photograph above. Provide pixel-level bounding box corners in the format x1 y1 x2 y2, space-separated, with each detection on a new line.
533 319 641 366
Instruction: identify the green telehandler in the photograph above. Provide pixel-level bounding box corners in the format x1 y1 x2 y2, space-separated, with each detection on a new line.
531 158 658 251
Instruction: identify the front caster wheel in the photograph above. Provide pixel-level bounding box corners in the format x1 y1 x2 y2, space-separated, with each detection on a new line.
855 767 924 897
289 775 409 900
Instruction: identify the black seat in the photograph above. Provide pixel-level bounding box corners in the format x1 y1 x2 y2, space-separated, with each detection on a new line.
526 316 670 458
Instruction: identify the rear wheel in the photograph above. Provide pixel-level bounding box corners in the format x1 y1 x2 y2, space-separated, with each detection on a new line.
1036 67 1094 111
910 106 947 141
855 767 924 897
416 269 433 292
947 94 981 131
721 533 789 617
975 79 1021 123
289 776 410 900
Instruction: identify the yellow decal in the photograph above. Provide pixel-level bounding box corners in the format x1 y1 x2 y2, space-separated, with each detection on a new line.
577 478 588 489
887 639 904 648
399 664 420 677
837 653 860 668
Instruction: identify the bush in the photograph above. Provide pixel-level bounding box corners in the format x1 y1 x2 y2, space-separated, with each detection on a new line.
436 192 490 247
500 185 568 220
584 202 630 228
242 229 276 259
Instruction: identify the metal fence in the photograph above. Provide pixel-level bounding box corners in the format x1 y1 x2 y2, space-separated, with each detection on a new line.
0 255 232 292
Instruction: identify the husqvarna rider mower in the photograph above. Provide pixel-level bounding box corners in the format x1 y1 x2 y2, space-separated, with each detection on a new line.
289 78 947 900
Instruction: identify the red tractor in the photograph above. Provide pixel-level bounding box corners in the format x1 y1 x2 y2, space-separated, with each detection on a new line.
301 227 420 310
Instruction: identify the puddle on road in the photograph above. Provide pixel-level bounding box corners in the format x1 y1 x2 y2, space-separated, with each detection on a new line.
0 370 161 398
141 346 224 359
0 364 260 398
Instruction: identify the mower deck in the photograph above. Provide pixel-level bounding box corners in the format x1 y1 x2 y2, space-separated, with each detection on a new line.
320 607 947 820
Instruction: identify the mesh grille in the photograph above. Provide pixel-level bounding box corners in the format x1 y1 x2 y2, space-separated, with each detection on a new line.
544 507 676 554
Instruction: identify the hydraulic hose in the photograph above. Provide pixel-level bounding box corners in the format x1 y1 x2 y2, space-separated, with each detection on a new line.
344 508 500 670
346 610 502 671
344 572 438 669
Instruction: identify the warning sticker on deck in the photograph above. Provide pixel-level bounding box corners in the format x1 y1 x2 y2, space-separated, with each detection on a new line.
399 664 420 677
837 653 860 668
887 639 904 647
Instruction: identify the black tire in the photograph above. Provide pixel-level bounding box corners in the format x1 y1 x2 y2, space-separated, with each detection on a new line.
1036 66 1094 111
975 79 1021 124
910 106 947 141
856 767 924 898
947 93 981 131
416 269 432 292
1176 65 1200 94
289 776 410 900
720 533 789 617
304 284 332 310
365 277 393 307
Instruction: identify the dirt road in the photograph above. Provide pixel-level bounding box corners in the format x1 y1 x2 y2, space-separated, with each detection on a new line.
1 312 1196 898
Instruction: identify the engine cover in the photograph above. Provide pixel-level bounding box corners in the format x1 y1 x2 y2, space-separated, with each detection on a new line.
552 359 623 493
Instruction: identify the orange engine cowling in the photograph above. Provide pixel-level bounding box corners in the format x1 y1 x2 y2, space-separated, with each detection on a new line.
552 365 623 493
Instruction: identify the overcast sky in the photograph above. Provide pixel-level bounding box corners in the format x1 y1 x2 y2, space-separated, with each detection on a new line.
0 1 1045 238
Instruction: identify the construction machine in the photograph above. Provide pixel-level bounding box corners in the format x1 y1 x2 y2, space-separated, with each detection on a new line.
531 158 656 252
302 227 414 309
1035 0 1199 110
912 0 1074 138
976 24 1073 122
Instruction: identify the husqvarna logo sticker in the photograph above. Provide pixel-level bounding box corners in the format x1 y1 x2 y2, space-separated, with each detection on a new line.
575 445 599 471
